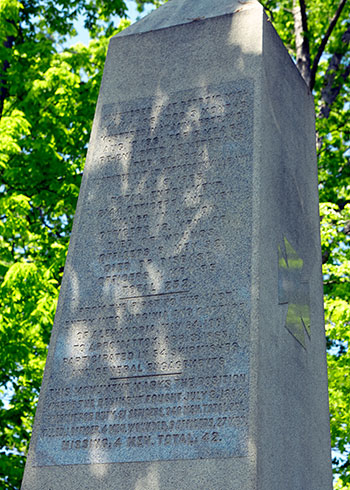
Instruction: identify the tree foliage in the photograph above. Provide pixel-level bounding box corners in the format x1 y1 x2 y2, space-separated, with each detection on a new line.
0 1 145 488
0 0 349 488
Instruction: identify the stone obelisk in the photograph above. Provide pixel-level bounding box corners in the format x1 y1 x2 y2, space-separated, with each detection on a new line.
21 1 333 489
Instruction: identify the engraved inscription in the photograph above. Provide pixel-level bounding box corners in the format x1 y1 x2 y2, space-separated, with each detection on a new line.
34 80 254 466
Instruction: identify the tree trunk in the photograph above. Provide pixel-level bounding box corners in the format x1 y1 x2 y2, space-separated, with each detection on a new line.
293 0 311 87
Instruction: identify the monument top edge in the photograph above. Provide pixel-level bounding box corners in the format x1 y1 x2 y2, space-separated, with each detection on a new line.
114 0 262 38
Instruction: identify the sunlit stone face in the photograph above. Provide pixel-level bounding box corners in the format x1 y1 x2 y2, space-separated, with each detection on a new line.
33 80 254 466
21 2 332 488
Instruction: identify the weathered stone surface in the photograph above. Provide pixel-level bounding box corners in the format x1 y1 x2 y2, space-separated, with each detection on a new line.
21 1 333 489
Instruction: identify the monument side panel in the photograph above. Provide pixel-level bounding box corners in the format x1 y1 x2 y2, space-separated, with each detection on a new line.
33 81 254 467
22 8 264 490
256 14 333 490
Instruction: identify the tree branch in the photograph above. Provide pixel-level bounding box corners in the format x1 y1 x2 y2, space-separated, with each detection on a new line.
310 0 348 90
316 24 350 150
322 249 331 264
263 4 275 23
0 35 15 120
319 58 350 119
293 0 311 86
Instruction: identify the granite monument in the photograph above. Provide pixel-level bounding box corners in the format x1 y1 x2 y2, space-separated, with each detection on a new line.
21 0 333 488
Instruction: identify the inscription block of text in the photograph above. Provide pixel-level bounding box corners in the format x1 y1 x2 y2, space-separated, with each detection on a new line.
22 1 333 489
36 81 253 465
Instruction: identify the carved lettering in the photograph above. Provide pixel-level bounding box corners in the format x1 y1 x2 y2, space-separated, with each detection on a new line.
34 80 253 467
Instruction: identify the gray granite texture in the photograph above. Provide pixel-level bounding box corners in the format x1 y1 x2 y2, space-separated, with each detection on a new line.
21 0 333 489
